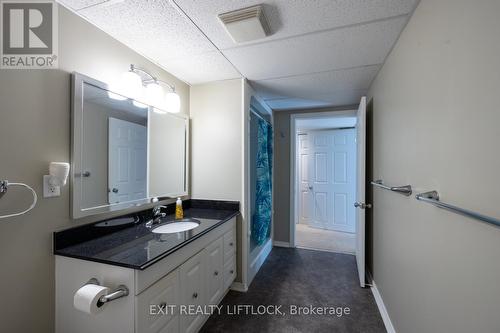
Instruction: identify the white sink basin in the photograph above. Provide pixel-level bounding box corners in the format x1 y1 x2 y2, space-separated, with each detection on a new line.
152 220 200 234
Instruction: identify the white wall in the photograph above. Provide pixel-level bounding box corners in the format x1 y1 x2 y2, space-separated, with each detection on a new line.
190 79 244 201
0 6 189 332
367 0 500 332
190 79 263 289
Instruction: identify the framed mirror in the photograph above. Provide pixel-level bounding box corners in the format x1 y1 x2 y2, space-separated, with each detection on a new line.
71 73 189 218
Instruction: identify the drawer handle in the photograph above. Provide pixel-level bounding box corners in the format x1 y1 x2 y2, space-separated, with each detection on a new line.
230 270 234 274
192 292 198 299
214 271 219 276
229 242 234 246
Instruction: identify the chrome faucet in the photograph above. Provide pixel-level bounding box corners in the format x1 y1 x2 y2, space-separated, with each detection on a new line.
146 205 167 228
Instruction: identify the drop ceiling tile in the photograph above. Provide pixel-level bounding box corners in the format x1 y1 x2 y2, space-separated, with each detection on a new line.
174 0 417 49
265 89 367 110
252 65 380 100
223 16 407 80
160 51 241 85
57 0 106 11
78 0 217 62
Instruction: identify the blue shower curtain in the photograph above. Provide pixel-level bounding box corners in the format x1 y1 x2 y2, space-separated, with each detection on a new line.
251 117 273 246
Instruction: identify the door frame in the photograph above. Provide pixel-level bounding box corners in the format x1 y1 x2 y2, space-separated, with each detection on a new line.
289 109 357 248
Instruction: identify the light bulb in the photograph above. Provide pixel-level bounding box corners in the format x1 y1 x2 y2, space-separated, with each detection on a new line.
165 91 181 113
145 82 164 109
120 70 142 99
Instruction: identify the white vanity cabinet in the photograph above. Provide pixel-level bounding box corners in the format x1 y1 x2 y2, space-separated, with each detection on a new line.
136 269 180 333
179 250 207 333
206 237 224 305
56 217 237 333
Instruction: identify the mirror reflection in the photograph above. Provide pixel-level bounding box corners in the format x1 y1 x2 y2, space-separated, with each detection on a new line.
74 80 188 216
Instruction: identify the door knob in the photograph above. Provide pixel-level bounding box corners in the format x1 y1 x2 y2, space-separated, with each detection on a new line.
112 188 119 193
354 202 372 209
308 186 313 190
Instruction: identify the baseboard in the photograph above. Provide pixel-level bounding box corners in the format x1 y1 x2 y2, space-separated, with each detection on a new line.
273 241 290 247
230 282 248 292
368 272 396 333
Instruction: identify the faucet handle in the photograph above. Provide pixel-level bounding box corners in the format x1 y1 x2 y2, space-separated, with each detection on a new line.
152 205 167 218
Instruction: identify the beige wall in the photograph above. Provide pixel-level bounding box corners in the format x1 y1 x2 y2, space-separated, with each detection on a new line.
367 0 500 332
190 79 243 201
272 107 356 243
0 6 189 333
190 79 249 285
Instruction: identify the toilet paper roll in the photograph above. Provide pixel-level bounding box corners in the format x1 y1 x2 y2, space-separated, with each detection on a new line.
73 284 110 315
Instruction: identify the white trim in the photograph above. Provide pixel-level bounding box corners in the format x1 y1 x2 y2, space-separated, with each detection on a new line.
248 238 273 282
241 79 250 290
290 110 357 248
368 273 396 333
295 245 354 256
272 241 290 248
230 282 248 292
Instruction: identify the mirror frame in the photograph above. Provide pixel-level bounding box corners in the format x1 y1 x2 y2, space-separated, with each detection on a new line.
71 72 189 219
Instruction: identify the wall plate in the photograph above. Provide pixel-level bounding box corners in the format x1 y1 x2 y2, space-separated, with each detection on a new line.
43 175 60 198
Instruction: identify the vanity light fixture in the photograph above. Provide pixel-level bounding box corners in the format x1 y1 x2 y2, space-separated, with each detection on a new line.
120 70 143 100
109 64 181 113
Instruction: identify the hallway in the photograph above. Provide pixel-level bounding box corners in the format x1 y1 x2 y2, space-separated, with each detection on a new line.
295 223 356 254
201 248 384 333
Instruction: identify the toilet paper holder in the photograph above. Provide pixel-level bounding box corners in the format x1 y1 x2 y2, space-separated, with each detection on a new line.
86 278 129 306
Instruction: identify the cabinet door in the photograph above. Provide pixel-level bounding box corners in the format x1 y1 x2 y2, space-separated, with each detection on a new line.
179 251 206 333
136 269 180 333
205 237 224 305
223 228 236 263
224 255 237 291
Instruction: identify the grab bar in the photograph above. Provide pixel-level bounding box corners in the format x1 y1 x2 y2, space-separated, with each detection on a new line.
370 179 412 196
416 191 500 227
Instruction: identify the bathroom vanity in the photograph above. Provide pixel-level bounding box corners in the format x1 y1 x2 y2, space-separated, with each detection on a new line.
55 73 240 333
54 200 239 333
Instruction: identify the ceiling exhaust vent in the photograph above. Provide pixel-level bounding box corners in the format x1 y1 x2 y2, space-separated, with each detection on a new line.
218 5 271 43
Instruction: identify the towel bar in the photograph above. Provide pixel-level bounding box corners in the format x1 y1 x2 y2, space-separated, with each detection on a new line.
370 179 412 196
416 191 500 227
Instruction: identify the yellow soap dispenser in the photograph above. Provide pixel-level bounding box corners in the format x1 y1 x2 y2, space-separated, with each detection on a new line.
175 197 183 220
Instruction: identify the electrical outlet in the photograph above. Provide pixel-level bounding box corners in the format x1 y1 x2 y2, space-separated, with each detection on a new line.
43 175 60 198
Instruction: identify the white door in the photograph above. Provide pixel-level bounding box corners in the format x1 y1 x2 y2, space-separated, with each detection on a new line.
355 96 368 287
304 129 356 232
298 133 312 225
108 117 148 204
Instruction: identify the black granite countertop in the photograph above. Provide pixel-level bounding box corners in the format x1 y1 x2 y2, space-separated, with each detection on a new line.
54 200 239 270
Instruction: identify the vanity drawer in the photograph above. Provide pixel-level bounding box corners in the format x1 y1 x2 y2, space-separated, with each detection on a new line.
223 228 236 263
136 269 180 333
223 255 236 291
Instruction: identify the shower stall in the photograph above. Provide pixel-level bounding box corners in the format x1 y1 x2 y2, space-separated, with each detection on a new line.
247 98 273 283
